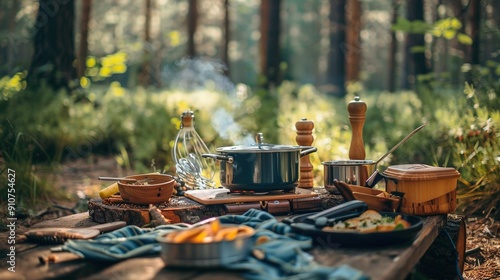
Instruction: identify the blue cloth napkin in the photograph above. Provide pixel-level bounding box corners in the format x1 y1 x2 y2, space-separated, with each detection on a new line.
219 209 368 280
62 224 186 261
62 209 369 280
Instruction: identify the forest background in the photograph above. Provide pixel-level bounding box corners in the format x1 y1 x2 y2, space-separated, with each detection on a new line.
0 0 498 224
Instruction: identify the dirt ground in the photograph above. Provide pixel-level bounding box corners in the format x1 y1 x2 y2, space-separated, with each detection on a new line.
5 156 500 279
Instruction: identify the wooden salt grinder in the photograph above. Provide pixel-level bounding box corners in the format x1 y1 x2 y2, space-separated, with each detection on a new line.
295 118 314 188
348 96 367 160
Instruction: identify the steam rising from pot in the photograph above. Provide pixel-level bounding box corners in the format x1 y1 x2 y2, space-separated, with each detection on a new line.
162 57 254 145
211 108 255 146
162 57 235 94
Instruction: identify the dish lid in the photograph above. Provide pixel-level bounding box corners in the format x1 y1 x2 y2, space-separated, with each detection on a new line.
216 144 303 153
383 164 460 181
322 160 375 166
216 132 304 153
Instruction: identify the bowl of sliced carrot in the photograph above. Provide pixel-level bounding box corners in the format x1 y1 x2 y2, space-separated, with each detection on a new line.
156 218 255 267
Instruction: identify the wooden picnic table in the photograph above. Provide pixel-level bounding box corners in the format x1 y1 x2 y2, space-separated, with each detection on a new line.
0 210 447 280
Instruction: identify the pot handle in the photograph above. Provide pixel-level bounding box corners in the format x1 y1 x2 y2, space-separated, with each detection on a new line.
201 153 234 163
299 146 317 157
365 170 398 188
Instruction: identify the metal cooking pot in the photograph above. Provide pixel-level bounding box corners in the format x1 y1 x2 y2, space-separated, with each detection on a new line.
325 123 427 190
202 133 317 192
322 160 376 191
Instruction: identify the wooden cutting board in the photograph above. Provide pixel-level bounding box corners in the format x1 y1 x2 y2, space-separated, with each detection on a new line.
184 187 318 205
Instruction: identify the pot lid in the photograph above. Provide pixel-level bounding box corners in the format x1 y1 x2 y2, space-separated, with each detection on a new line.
322 160 375 165
216 144 303 153
383 164 460 181
216 132 304 153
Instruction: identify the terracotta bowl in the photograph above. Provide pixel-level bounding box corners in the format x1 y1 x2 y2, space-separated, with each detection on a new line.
117 174 176 205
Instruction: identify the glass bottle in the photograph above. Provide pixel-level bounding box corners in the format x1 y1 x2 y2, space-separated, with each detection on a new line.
172 110 215 189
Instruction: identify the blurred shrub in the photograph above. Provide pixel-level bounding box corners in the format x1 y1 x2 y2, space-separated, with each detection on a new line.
1 75 497 215
444 83 499 216
0 119 68 214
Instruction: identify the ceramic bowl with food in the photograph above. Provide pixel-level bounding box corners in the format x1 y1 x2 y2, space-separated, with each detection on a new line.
117 174 176 205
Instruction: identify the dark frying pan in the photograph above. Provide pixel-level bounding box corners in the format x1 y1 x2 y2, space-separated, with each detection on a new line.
286 205 423 247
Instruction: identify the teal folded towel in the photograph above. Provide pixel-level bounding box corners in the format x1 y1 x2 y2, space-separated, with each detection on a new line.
62 209 369 280
219 209 368 280
62 224 185 261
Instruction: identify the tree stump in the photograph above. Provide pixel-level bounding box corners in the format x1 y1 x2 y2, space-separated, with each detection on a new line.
88 196 226 226
416 214 467 279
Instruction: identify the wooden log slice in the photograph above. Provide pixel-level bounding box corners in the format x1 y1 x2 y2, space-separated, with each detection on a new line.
88 196 226 226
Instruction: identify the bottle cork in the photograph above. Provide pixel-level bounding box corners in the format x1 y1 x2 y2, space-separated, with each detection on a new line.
295 118 314 188
181 110 194 128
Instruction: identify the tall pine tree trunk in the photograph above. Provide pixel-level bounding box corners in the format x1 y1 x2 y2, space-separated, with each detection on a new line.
346 0 361 82
487 1 500 63
139 0 152 86
187 0 198 57
327 0 347 96
77 0 92 79
467 0 480 65
0 0 21 77
259 0 281 88
29 0 76 91
447 0 465 87
387 0 398 92
223 0 230 76
402 0 428 89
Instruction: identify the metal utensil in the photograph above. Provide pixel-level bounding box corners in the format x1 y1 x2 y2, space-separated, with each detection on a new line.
176 154 216 189
365 123 427 187
98 177 155 184
374 123 427 166
98 177 137 183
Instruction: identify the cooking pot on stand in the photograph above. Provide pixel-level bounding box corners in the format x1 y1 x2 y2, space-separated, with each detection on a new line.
202 133 317 192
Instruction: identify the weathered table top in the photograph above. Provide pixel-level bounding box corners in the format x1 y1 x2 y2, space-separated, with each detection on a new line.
0 211 446 280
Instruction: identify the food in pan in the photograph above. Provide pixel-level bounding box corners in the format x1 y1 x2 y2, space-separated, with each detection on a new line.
323 210 411 233
165 219 254 243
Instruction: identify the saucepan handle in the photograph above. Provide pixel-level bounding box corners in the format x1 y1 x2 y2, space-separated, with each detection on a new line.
201 154 234 163
299 146 317 157
365 170 399 188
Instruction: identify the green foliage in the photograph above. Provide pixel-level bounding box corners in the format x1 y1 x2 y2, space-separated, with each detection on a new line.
1 76 497 216
81 52 128 88
0 119 67 213
392 16 473 47
1 72 27 100
447 83 499 215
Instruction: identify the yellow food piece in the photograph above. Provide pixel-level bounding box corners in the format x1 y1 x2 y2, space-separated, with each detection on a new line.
170 227 207 243
99 183 119 199
166 219 255 243
209 218 221 235
214 227 239 241
188 227 210 243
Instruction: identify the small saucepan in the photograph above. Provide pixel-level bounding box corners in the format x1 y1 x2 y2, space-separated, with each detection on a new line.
324 123 427 191
322 160 376 192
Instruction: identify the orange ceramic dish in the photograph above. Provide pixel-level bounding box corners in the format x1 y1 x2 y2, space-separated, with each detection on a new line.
117 174 176 205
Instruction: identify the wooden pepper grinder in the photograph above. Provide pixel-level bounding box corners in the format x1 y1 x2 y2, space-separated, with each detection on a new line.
348 96 367 160
295 118 314 188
